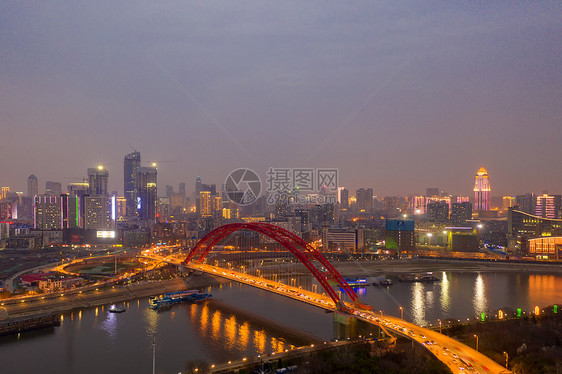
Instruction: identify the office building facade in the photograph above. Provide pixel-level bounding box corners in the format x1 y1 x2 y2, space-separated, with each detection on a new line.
136 166 157 222
124 151 141 216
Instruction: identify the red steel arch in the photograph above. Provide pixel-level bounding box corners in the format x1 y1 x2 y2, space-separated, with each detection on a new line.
184 223 371 310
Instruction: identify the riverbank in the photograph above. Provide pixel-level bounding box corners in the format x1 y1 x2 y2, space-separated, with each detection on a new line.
0 277 188 320
331 258 562 277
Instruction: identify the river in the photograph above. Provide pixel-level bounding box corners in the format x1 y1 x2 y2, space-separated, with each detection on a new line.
1 270 561 373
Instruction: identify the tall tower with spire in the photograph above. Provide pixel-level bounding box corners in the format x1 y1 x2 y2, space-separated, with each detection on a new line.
474 166 491 212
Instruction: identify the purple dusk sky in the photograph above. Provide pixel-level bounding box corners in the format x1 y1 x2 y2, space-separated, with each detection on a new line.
1 1 561 197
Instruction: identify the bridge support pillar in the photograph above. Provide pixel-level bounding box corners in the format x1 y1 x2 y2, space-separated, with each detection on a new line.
333 312 357 340
333 313 385 341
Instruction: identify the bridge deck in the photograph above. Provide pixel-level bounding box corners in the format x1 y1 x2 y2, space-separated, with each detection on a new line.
186 263 511 374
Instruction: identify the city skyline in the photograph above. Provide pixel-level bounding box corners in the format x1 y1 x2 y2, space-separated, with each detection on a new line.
1 2 561 196
3 162 562 200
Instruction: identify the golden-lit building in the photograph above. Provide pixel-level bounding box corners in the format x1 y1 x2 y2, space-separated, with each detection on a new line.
1 186 10 199
199 191 212 217
502 196 515 211
528 237 562 260
474 166 491 212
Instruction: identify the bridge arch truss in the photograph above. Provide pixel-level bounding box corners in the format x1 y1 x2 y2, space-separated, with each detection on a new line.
184 223 361 307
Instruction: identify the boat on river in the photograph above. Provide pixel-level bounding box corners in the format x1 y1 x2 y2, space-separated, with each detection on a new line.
149 290 212 310
398 272 439 282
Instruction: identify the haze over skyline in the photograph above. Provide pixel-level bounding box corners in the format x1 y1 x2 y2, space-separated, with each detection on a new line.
2 1 561 196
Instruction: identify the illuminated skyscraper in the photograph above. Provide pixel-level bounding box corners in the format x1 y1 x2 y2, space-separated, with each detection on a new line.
27 175 38 197
34 194 79 229
535 194 561 219
1 187 10 199
199 191 212 217
84 195 114 230
340 188 349 209
88 166 109 196
136 166 157 222
474 166 491 212
124 151 141 216
68 182 89 228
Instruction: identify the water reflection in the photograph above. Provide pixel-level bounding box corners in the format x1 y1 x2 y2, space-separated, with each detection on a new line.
528 274 562 307
473 273 487 315
440 272 450 313
101 312 118 341
143 306 159 335
188 301 291 356
411 282 425 325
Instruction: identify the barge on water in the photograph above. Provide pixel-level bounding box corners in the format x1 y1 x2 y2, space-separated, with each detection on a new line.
371 276 393 286
398 272 439 282
149 290 212 310
343 278 369 287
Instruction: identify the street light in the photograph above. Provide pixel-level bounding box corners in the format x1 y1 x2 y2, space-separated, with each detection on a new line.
399 306 403 319
438 319 442 334
503 351 508 369
474 334 479 351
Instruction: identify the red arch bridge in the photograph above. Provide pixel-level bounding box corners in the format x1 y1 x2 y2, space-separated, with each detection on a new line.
184 222 371 312
177 223 510 374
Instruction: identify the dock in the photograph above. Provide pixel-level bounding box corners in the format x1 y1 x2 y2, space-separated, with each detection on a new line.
0 313 61 336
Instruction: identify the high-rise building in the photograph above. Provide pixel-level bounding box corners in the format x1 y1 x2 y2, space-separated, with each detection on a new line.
179 182 186 197
502 196 516 211
1 187 10 200
199 191 212 217
124 151 141 216
213 196 222 213
195 176 202 194
84 195 114 230
45 181 62 196
68 182 89 228
426 201 449 222
456 196 470 203
340 188 349 209
34 195 62 229
515 193 536 215
116 196 127 220
535 194 562 219
88 166 109 196
136 166 157 222
33 194 79 229
356 188 373 212
27 175 38 197
411 196 426 214
450 202 472 225
474 166 491 212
